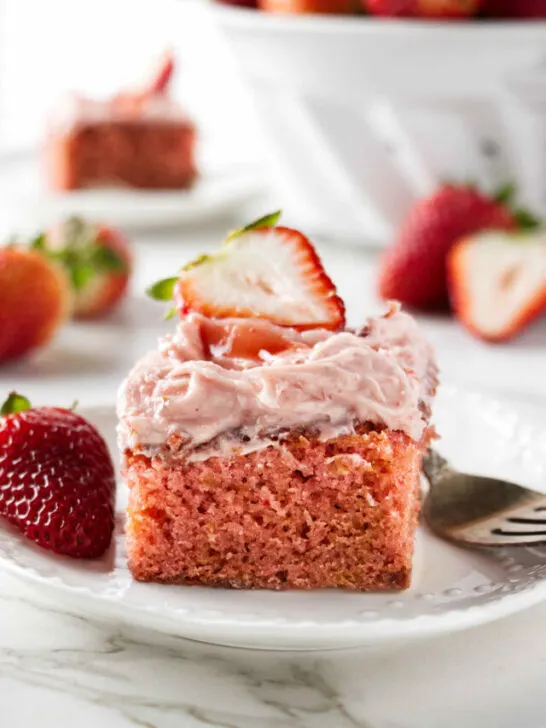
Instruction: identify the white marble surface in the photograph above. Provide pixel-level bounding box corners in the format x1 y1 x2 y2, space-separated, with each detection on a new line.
1 216 546 727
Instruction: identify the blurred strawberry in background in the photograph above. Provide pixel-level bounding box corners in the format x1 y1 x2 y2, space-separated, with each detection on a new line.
217 0 546 12
481 0 546 17
33 218 132 319
217 0 258 6
0 247 70 363
377 184 521 310
378 183 546 342
365 0 481 19
449 230 546 342
260 0 359 12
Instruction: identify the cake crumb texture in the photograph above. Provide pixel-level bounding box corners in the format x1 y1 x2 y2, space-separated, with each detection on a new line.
47 121 197 191
125 425 427 591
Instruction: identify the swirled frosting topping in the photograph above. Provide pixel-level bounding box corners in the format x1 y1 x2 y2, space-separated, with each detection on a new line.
117 306 435 460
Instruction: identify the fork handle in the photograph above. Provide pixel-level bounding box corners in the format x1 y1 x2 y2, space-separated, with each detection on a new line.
423 449 454 486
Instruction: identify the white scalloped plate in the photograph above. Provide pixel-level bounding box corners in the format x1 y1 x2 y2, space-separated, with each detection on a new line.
1 386 546 651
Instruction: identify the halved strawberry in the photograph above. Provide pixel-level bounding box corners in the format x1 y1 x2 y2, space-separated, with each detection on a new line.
448 230 546 342
199 317 300 361
33 217 132 319
377 183 538 311
148 212 345 331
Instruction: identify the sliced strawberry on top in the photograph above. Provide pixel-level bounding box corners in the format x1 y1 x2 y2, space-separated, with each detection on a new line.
448 230 546 342
200 317 300 361
148 212 345 331
175 227 345 329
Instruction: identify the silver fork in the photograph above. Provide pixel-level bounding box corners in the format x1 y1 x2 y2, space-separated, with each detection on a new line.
423 450 546 547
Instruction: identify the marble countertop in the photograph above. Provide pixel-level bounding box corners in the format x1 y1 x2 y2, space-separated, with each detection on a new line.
1 219 546 727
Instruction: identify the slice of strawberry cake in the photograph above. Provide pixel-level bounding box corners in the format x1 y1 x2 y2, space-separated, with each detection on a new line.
45 52 197 191
118 213 437 591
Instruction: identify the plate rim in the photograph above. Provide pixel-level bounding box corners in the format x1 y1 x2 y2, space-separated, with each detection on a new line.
1 384 546 647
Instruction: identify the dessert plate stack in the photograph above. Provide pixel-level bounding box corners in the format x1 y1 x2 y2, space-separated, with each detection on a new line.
0 385 545 651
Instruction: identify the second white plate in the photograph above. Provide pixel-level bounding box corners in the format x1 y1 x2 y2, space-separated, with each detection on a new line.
0 151 263 233
1 386 546 651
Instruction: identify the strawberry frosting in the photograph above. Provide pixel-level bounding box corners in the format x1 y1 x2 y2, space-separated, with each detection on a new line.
49 93 190 133
117 307 436 461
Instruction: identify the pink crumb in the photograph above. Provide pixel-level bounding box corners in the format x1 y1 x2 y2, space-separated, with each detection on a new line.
124 424 429 591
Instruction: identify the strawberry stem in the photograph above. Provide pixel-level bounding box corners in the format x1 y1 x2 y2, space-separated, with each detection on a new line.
146 51 175 96
493 181 517 206
513 208 541 231
183 254 213 272
226 210 282 243
147 212 283 313
1 392 31 416
491 182 541 230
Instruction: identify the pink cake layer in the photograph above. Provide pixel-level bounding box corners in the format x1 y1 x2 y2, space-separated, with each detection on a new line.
46 121 197 191
125 423 431 591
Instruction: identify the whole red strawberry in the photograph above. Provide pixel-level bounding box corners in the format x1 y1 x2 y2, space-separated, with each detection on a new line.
378 184 519 310
365 0 480 18
217 0 258 6
260 0 358 13
0 393 115 558
32 217 132 320
0 247 70 363
481 0 546 17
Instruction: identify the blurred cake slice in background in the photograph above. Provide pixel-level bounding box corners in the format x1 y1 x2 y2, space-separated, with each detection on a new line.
45 52 197 191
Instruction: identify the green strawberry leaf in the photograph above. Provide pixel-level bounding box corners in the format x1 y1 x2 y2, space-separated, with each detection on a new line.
146 277 179 301
163 307 177 321
1 392 31 416
70 262 95 291
226 210 282 243
493 181 517 206
182 254 213 272
513 208 542 231
90 244 127 273
491 183 542 229
28 217 127 295
30 233 47 252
